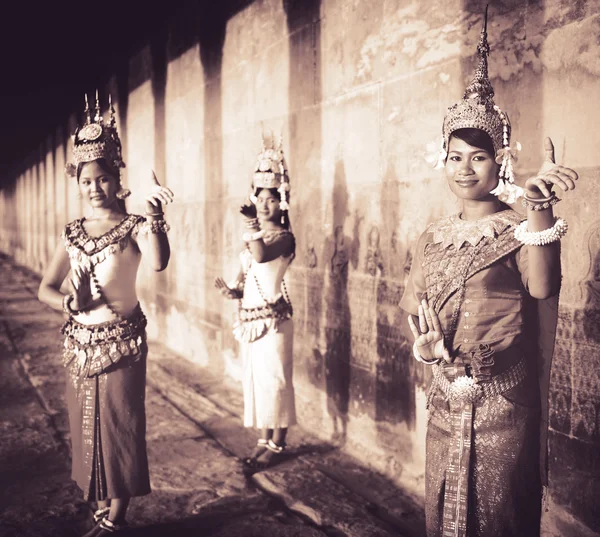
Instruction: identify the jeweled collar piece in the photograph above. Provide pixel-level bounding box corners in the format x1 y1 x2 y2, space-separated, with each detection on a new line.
62 214 145 267
427 209 523 250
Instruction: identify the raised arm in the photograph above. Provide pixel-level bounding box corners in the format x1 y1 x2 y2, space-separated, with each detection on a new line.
135 171 174 271
522 137 578 299
245 232 295 263
240 201 294 263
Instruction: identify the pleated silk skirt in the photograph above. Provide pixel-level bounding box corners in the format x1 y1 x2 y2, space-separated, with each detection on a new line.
242 319 296 429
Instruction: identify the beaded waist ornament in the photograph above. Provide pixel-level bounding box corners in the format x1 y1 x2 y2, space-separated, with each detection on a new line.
238 294 293 324
61 305 147 377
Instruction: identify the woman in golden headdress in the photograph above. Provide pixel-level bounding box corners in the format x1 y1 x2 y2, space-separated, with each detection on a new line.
215 136 296 470
38 93 174 535
400 10 579 537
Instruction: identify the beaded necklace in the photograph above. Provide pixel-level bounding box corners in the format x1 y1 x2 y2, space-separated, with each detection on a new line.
65 214 143 321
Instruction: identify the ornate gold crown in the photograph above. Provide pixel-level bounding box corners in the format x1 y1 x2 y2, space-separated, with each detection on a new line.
441 6 523 202
251 134 290 211
65 91 125 177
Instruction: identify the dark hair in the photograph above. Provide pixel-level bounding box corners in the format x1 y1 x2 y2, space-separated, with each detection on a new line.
77 158 127 213
449 128 495 157
254 187 291 230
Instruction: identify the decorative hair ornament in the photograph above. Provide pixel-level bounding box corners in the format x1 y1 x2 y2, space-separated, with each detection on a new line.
514 217 568 246
251 131 291 224
439 6 524 203
65 91 126 177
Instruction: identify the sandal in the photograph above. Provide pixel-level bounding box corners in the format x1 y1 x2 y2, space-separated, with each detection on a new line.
93 507 111 523
266 439 286 454
98 518 128 532
251 439 287 471
242 438 269 469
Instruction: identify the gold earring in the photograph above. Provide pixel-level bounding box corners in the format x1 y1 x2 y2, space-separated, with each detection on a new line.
116 187 131 199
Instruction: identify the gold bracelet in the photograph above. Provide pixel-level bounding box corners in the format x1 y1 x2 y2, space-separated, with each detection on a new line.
521 196 560 211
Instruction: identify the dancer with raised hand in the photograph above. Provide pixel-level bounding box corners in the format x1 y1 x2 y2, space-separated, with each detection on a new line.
215 135 296 471
38 93 174 536
400 10 578 537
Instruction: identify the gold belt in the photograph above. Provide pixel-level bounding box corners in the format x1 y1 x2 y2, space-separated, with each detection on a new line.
61 306 147 377
432 359 526 405
238 295 292 323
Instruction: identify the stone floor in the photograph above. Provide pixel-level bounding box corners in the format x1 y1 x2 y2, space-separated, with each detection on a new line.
0 254 424 537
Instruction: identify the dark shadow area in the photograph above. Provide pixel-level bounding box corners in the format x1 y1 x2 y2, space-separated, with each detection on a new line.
198 5 227 374
124 495 321 537
149 25 171 340
320 158 359 444
282 0 324 391
375 163 415 427
547 219 600 532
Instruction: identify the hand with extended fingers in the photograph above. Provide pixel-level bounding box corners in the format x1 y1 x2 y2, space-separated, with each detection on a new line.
145 171 175 215
70 264 93 312
240 200 257 220
214 277 243 300
524 137 579 198
407 298 452 364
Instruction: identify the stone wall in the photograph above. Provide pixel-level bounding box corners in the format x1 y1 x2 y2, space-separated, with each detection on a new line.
1 0 598 532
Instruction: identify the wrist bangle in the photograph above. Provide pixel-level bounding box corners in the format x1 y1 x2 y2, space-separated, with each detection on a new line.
514 217 568 246
412 342 441 365
62 294 77 315
242 230 266 242
522 193 555 203
145 211 164 217
149 220 170 234
521 194 560 211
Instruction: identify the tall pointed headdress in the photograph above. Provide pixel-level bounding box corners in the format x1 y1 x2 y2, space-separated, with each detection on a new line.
65 91 126 177
441 6 523 202
251 132 290 214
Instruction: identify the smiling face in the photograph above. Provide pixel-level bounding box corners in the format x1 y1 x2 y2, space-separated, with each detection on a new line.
445 135 500 201
255 188 281 224
77 160 120 209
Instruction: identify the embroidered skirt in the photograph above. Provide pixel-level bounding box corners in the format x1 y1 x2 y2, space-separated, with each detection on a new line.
425 361 541 537
65 333 151 501
242 318 296 429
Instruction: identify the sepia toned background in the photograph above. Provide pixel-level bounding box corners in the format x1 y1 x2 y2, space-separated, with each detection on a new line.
0 0 598 534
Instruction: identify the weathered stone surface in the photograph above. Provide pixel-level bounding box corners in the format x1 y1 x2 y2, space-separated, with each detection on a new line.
0 256 330 537
1 1 600 533
253 458 402 536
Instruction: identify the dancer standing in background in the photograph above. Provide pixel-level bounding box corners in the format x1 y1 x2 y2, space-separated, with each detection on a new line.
38 93 174 536
400 10 579 537
215 136 296 471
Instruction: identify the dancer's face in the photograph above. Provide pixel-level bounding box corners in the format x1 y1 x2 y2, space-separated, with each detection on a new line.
78 160 120 209
255 188 281 224
445 136 500 201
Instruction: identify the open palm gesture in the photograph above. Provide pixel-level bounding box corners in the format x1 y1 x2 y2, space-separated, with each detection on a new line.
407 299 451 363
70 265 93 312
214 277 243 300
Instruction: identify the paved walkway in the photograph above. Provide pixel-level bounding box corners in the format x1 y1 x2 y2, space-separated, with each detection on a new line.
0 254 424 537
